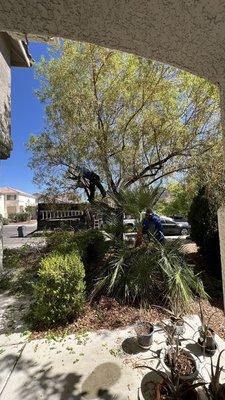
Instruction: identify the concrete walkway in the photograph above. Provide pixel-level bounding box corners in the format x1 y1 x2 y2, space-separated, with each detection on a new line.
0 315 225 399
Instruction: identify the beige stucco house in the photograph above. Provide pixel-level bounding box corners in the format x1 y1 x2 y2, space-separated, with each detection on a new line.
0 187 36 218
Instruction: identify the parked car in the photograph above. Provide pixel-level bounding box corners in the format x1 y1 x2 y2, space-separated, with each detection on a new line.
123 214 190 237
160 216 190 236
170 215 189 224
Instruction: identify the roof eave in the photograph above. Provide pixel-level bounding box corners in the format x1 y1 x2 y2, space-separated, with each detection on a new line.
6 33 33 67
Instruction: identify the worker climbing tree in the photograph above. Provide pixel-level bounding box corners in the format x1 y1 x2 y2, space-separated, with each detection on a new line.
67 165 107 202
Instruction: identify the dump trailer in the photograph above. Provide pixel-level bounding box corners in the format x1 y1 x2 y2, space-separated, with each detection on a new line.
37 202 103 231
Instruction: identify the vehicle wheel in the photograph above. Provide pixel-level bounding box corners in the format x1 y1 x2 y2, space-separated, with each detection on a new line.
180 228 188 236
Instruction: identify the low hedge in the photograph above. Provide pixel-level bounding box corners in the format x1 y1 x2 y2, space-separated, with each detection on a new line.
27 252 85 329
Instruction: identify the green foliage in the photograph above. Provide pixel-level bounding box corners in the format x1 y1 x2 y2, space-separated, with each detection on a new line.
73 229 108 289
3 246 43 295
28 41 221 199
118 186 163 220
9 212 29 222
155 181 195 218
45 229 107 289
0 272 12 292
25 205 37 219
28 252 85 329
155 239 207 308
188 187 221 278
94 238 206 308
45 231 78 255
74 229 107 265
3 248 21 269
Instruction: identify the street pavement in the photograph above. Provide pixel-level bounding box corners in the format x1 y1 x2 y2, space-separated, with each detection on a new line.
2 221 40 249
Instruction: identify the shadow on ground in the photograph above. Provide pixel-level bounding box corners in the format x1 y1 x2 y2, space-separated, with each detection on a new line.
0 292 29 335
122 337 149 355
0 354 122 400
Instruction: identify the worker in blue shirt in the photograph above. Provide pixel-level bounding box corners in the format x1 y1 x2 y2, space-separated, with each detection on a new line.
142 208 165 243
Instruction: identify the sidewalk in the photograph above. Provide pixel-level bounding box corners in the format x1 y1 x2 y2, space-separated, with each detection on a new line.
0 315 225 399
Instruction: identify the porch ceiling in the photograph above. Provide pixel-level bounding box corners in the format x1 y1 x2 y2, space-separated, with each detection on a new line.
0 0 225 84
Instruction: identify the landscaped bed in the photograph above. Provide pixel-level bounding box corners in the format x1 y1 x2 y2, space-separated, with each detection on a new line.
1 229 225 342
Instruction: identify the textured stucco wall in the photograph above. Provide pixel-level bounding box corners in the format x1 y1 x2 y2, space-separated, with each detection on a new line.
0 219 2 271
0 195 4 217
0 33 12 159
0 0 225 84
218 207 225 309
18 194 36 210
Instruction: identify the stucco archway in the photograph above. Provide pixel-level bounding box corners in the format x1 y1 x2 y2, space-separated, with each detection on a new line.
1 0 225 308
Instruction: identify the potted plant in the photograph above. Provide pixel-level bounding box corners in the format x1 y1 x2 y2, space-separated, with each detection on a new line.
204 349 225 399
160 343 199 382
137 365 204 400
154 304 187 336
135 321 154 349
198 301 217 356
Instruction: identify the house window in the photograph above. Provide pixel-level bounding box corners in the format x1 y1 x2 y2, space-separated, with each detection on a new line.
6 195 17 200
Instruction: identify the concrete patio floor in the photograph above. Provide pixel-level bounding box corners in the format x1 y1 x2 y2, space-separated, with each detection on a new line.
0 315 225 400
0 315 225 399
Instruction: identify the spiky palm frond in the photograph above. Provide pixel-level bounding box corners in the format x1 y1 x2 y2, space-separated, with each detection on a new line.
93 235 207 309
117 186 162 220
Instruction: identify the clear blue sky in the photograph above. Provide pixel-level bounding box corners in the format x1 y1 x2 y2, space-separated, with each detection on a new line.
0 42 49 194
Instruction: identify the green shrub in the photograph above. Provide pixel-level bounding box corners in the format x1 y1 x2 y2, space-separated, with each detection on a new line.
45 231 78 255
9 212 29 222
3 248 21 269
28 252 85 329
188 187 221 278
74 229 107 265
3 246 43 295
74 229 108 288
45 229 107 289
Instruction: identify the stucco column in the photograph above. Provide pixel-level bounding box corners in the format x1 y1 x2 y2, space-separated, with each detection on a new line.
0 219 3 271
218 83 225 311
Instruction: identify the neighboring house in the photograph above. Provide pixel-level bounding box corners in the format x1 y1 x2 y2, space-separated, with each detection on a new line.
0 187 36 218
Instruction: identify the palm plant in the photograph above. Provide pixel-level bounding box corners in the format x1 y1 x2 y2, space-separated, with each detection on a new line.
93 236 207 308
198 299 217 353
204 350 225 399
116 186 162 221
92 185 207 308
154 238 207 308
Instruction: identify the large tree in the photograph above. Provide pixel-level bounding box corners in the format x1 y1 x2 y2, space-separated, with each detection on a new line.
28 41 221 201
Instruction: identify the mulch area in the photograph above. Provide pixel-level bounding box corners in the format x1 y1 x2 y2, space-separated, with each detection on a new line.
31 296 225 341
72 297 225 340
